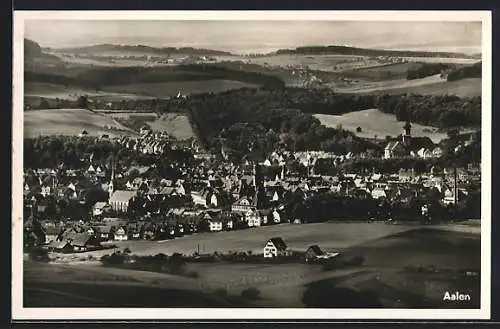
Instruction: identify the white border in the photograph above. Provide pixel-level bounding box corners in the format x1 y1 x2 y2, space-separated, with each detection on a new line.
12 10 492 321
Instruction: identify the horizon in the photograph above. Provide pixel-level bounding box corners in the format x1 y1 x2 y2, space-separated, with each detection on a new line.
24 20 482 55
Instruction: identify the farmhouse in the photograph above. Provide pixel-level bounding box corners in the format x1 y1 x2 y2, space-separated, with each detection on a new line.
263 237 287 258
114 226 128 241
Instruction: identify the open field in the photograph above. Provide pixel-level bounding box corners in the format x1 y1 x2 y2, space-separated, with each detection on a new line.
355 78 482 97
24 82 146 101
102 80 258 98
24 108 138 138
336 74 447 93
315 109 451 142
24 224 480 308
146 113 196 140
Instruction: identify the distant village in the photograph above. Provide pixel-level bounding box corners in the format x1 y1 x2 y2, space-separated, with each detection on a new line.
23 120 481 255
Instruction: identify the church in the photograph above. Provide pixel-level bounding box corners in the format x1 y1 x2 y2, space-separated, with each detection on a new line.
384 121 435 159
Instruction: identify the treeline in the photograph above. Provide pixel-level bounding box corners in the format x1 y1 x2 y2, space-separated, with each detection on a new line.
24 136 151 169
24 64 285 90
406 63 452 80
182 88 380 155
376 93 481 128
53 44 233 56
446 62 482 81
290 191 481 223
274 45 480 59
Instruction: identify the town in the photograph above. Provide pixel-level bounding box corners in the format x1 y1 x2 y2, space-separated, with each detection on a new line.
23 117 481 256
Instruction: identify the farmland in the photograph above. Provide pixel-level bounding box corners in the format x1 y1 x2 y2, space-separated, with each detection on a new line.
145 113 196 140
314 109 450 142
24 108 138 138
25 223 480 308
355 78 482 97
102 80 258 98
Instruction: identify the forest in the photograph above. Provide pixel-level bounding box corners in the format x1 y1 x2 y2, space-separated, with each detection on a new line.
406 63 452 80
274 45 480 59
446 62 482 81
24 64 286 90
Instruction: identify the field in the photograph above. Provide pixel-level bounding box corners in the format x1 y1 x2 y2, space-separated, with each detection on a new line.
24 82 146 101
24 223 481 308
146 113 196 140
357 78 482 97
315 109 450 142
102 80 258 98
24 108 138 138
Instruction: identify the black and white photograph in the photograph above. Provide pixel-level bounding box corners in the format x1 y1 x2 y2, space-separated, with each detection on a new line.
12 11 491 320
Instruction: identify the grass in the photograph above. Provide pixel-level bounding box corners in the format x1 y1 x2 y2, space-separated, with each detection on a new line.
23 224 480 308
146 113 196 140
361 78 482 97
24 108 138 138
101 80 259 98
314 109 451 143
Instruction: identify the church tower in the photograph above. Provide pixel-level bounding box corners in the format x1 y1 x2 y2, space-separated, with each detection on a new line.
402 121 412 145
108 156 115 199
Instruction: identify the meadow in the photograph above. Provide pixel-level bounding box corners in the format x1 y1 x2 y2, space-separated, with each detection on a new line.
24 223 481 308
24 108 138 138
314 109 449 142
145 113 196 140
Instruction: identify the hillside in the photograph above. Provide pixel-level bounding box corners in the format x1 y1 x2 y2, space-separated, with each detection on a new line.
24 108 138 138
274 45 481 59
24 39 65 69
24 64 285 91
47 44 234 56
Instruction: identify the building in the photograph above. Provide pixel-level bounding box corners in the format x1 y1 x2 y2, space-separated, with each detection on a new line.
263 237 288 258
114 226 128 241
231 196 252 213
92 202 111 217
109 190 137 213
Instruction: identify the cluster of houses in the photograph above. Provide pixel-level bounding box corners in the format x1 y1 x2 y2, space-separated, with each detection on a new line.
24 120 480 252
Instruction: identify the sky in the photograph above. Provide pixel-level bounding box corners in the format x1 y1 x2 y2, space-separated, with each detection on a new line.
24 20 482 55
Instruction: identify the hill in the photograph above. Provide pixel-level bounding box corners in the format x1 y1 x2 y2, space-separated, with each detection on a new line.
274 45 481 60
24 108 138 138
24 39 65 69
47 44 234 56
24 64 285 91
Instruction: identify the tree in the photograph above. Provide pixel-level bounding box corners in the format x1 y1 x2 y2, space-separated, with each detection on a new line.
356 126 362 133
38 98 50 109
77 95 89 109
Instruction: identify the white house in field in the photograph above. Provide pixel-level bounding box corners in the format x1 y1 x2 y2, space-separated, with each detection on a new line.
263 237 288 258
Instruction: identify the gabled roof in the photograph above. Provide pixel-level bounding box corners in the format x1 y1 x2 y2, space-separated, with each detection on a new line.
307 245 324 255
267 237 287 251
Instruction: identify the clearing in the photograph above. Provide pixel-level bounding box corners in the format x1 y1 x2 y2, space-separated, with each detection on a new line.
146 113 196 140
24 108 138 138
314 109 452 143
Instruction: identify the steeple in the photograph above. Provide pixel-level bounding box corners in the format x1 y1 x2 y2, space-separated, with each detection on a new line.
108 156 115 198
402 121 412 145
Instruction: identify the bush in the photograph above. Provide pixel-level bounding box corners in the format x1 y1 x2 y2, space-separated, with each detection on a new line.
240 287 261 300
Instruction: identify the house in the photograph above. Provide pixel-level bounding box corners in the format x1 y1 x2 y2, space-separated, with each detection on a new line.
231 196 252 213
384 141 407 159
305 245 340 263
263 237 288 258
304 245 325 263
109 190 137 213
114 226 128 241
66 233 101 252
272 209 282 224
205 213 223 232
371 187 387 199
245 209 261 227
92 202 111 217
